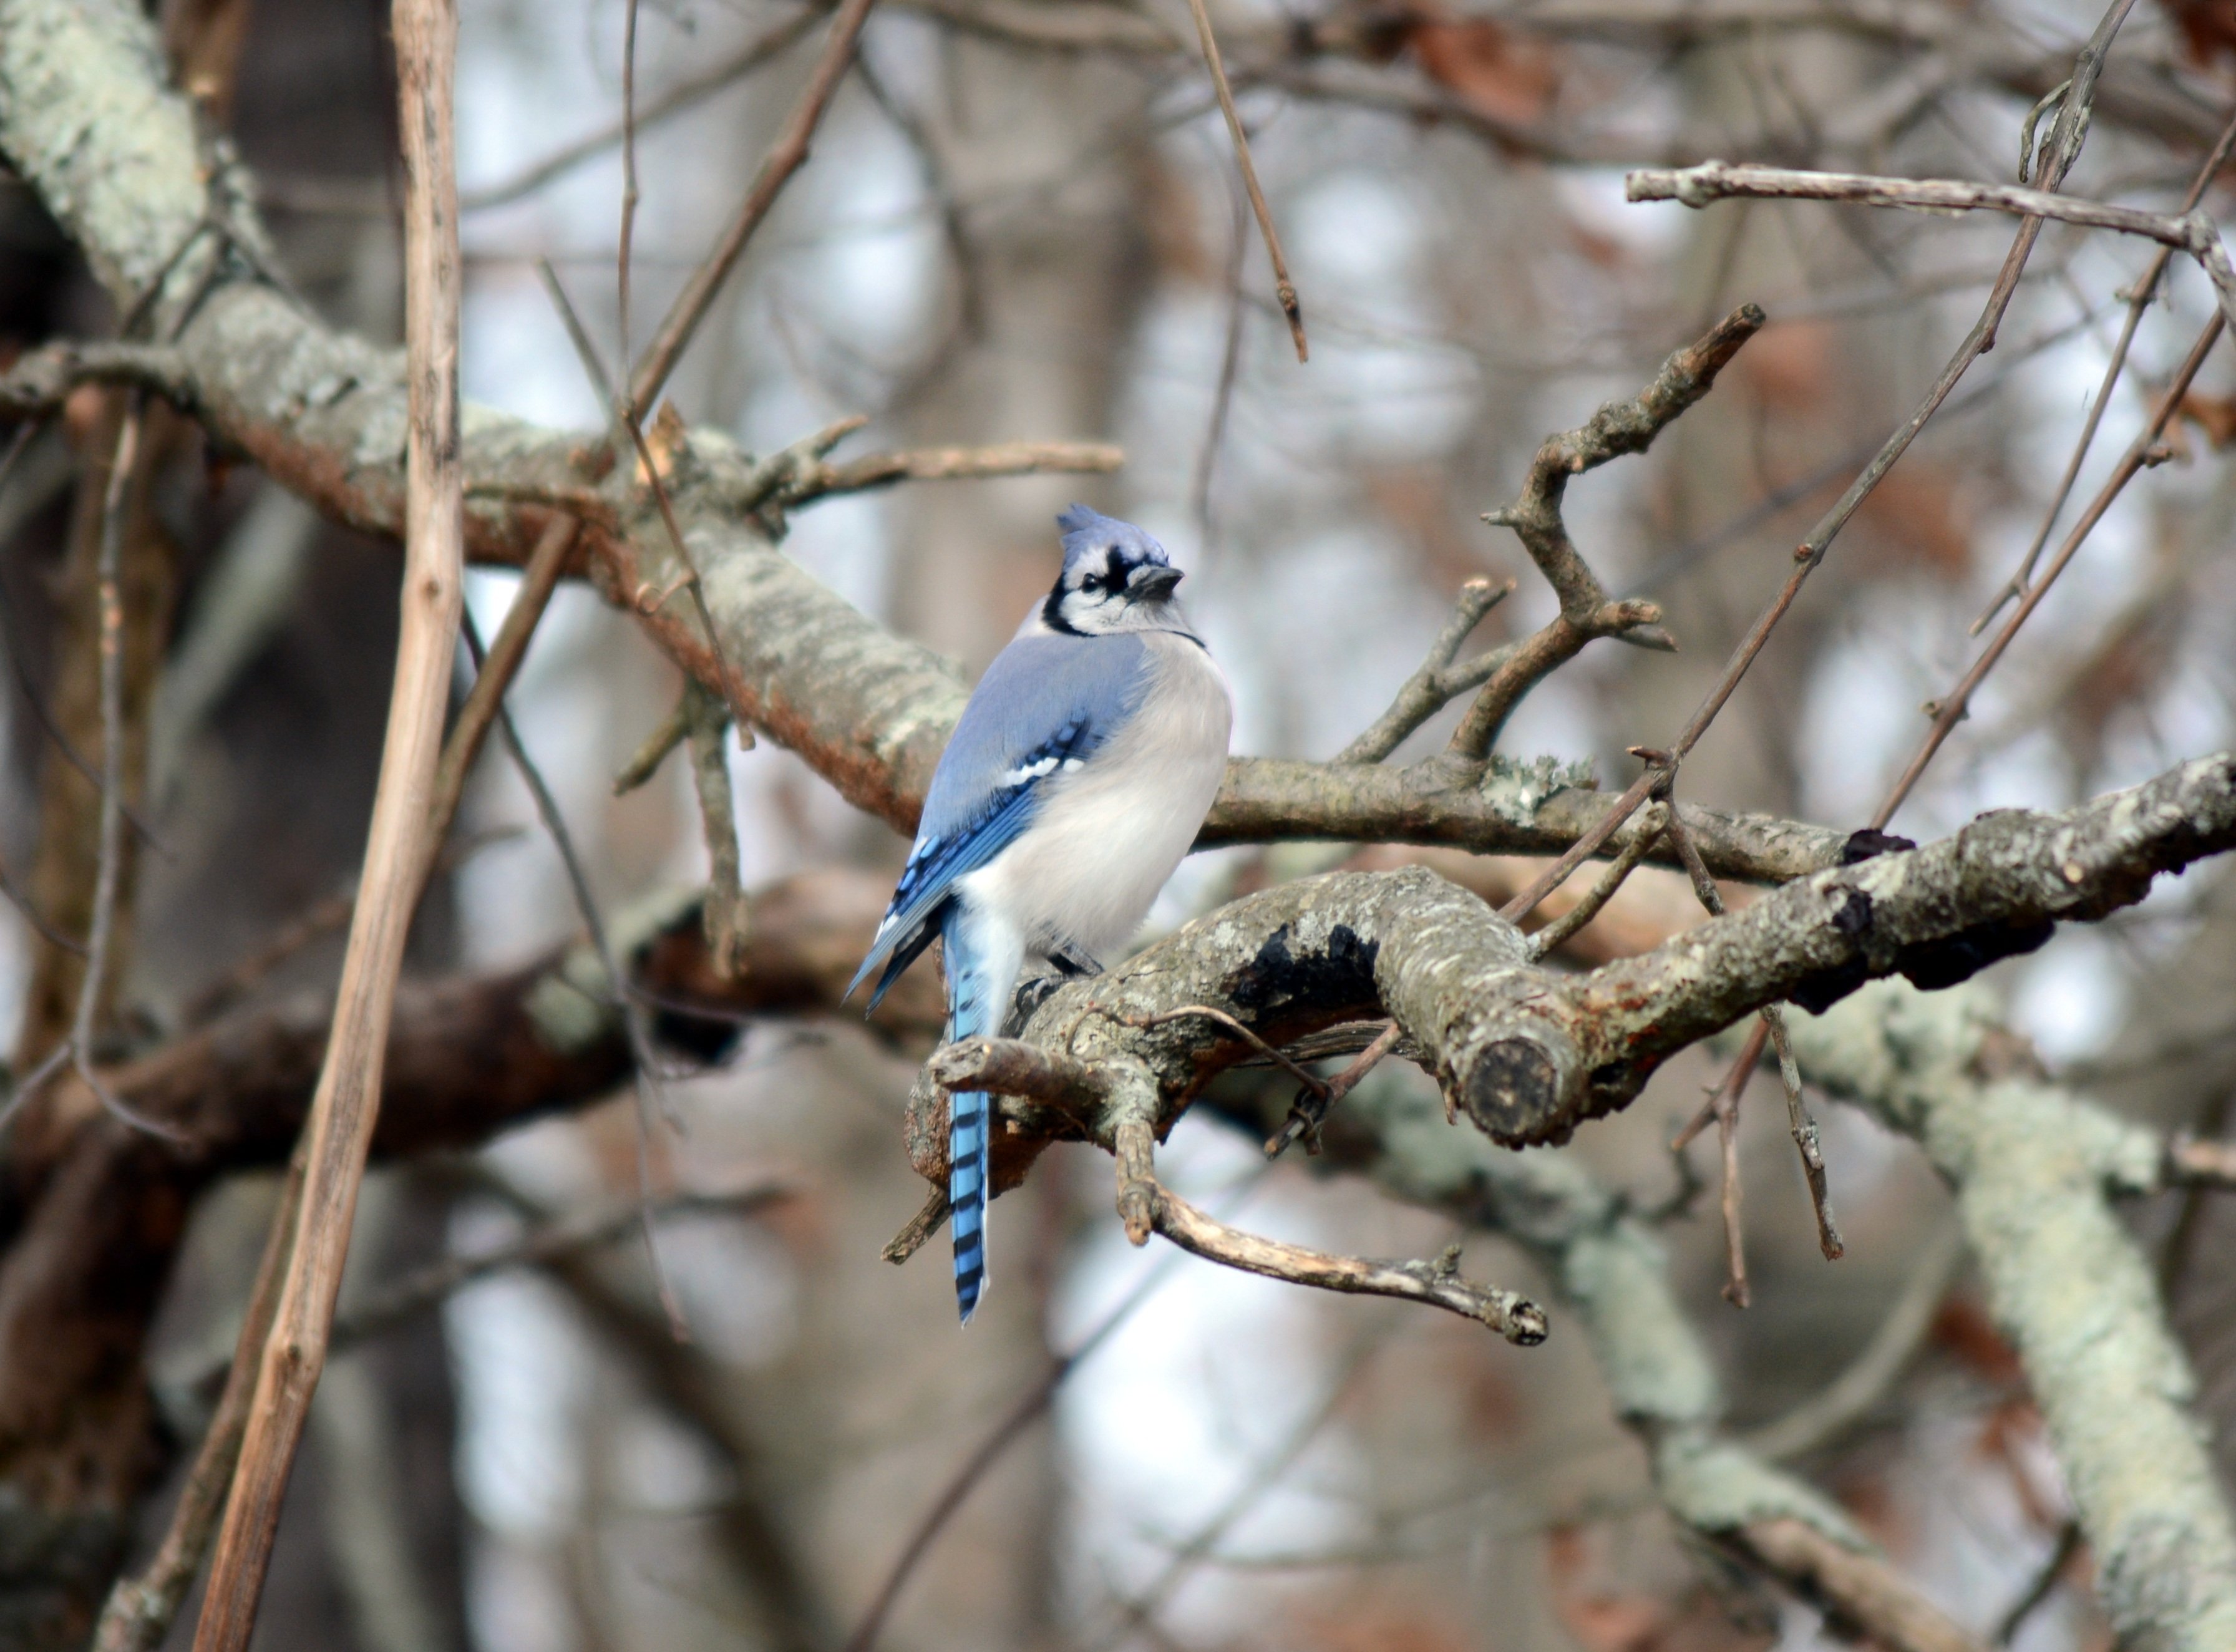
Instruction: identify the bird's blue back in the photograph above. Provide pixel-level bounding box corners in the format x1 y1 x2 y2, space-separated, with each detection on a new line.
851 503 1225 1327
849 631 1150 1008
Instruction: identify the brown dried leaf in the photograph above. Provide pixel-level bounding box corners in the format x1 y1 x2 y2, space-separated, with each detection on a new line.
1856 464 1974 579
1930 1295 2024 1386
1547 1528 1678 1652
1303 1606 1472 1652
1734 320 1832 414
2163 0 2236 67
634 399 691 485
1132 145 1215 287
1401 4 1562 127
2177 389 2236 448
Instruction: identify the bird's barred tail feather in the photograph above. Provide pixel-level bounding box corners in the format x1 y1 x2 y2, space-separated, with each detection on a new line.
940 902 1014 1324
948 1087 989 1321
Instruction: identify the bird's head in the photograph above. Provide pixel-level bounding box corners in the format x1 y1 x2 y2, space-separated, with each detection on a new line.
1041 505 1190 636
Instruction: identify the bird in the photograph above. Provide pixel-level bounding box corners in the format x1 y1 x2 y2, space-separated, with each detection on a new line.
848 505 1233 1323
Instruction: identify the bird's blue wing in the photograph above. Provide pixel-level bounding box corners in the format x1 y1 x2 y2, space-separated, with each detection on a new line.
848 633 1147 1010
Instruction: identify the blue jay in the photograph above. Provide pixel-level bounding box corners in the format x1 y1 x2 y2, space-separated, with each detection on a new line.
850 505 1233 1322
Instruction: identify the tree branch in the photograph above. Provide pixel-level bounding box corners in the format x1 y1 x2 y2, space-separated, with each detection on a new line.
1204 1055 1983 1651
0 0 1849 888
1782 981 2236 1652
1628 162 2236 335
888 753 2236 1203
193 0 467 1639
1449 306 1765 759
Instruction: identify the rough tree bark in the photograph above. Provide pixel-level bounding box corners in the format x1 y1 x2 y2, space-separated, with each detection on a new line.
1 1 2234 1646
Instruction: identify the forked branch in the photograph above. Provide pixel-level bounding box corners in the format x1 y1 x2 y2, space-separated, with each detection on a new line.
1449 304 1764 759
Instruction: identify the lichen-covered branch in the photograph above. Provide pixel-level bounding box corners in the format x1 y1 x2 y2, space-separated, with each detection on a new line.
1781 980 2236 1652
900 754 2236 1192
0 0 1845 887
1190 1065 1981 1651
1626 162 2236 337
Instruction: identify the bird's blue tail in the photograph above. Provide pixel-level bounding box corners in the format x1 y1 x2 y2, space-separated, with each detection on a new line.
941 901 1020 1324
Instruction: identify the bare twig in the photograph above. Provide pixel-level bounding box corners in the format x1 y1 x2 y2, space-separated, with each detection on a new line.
1114 1003 1333 1100
177 828 517 1029
1179 0 1306 361
0 838 83 958
618 0 642 374
333 1179 795 1352
842 1248 1195 1652
1735 1518 1985 1652
1336 576 1515 764
193 0 467 1638
1743 1215 1963 1461
619 409 754 726
1451 306 1768 760
1713 1054 1751 1306
1663 796 1842 1259
466 612 691 1338
1265 1018 1402 1157
1192 181 1250 533
613 689 693 794
780 439 1124 502
67 396 182 1137
880 1186 950 1265
684 680 749 976
460 5 827 211
535 257 616 406
925 1034 1112 1115
537 255 756 736
1147 1180 1548 1342
95 1147 306 1652
1626 162 2190 243
1628 160 2236 336
1525 800 1670 959
1973 105 2236 631
1084 1333 1382 1652
628 0 880 413
1875 311 2224 825
426 513 576 860
1994 1521 2083 1645
2165 1132 2236 1188
1517 9 2139 909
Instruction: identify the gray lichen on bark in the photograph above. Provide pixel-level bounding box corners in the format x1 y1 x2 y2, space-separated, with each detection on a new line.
1345 1074 1862 1542
1784 980 2236 1652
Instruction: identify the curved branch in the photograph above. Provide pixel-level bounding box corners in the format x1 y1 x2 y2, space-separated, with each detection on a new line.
0 0 1849 886
889 753 2236 1191
1782 981 2236 1652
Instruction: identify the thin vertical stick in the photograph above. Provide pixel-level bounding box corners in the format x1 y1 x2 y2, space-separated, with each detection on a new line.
618 0 641 374
1715 1060 1751 1308
1873 310 2224 827
75 398 141 1066
423 514 576 853
1179 0 1306 362
1192 180 1250 534
65 396 180 1139
192 0 465 1643
628 0 880 414
99 518 575 1652
95 1146 306 1652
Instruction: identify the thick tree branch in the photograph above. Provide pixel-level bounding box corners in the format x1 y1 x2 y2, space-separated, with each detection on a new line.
887 754 2236 1205
1781 981 2236 1652
0 0 1844 888
1194 1062 1983 1651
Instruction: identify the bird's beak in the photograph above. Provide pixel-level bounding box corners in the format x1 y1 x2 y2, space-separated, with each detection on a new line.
1129 565 1184 599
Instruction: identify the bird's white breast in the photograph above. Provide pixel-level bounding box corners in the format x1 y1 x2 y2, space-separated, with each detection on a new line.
961 632 1232 964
